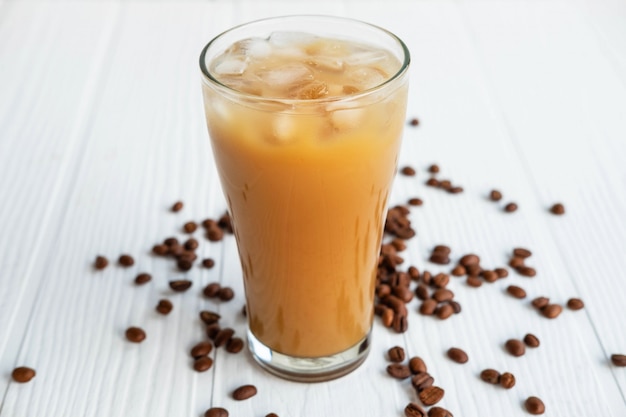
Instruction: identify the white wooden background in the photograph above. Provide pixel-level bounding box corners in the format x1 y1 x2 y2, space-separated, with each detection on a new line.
1 0 626 416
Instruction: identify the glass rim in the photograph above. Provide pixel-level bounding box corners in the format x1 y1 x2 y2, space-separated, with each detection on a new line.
199 15 411 105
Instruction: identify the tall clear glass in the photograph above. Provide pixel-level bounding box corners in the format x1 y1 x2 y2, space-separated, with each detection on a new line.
200 15 410 382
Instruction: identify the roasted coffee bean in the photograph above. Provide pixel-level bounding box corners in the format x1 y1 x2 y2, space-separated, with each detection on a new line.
11 367 36 383
419 386 444 406
190 341 213 358
611 354 626 367
450 301 462 314
504 202 518 213
214 328 235 348
422 271 432 285
119 254 134 267
387 363 412 379
542 304 563 319
525 396 545 415
177 259 193 271
383 295 408 315
134 273 151 285
439 180 452 190
194 356 213 372
436 304 454 320
466 264 482 276
382 308 394 327
419 299 438 316
480 369 500 384
513 248 532 258
449 186 463 194
184 238 199 251
168 244 184 257
266 414 279 417
482 270 498 283
206 324 221 340
203 282 221 298
391 238 407 251
428 164 440 174
152 244 169 256
495 268 509 278
202 258 215 268
506 285 526 299
466 276 482 287
233 385 257 401
205 408 229 417
531 296 550 309
447 347 468 364
226 337 244 353
509 257 525 268
374 303 387 316
177 251 197 263
393 314 409 333
524 333 540 348
459 254 480 267
218 287 235 301
429 253 450 265
408 266 420 280
169 280 192 292
171 201 184 212
401 166 416 176
500 372 515 389
432 273 450 288
550 203 565 215
409 357 427 374
183 221 197 233
404 402 427 417
388 346 406 363
409 118 420 126
505 339 525 357
426 178 439 187
217 212 234 233
125 327 146 343
411 372 434 392
408 198 423 206
207 226 224 241
433 289 454 302
489 189 502 201
428 407 453 417
517 266 537 277
567 298 584 310
415 284 429 301
433 245 451 255
393 286 414 303
164 237 179 247
200 311 220 325
94 255 108 270
156 299 173 315
451 265 466 276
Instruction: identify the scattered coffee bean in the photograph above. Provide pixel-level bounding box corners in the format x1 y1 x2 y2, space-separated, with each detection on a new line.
466 276 482 287
119 254 134 267
183 221 197 233
450 301 462 314
495 268 509 278
202 258 215 268
422 271 432 285
265 414 279 417
525 396 545 415
226 337 244 353
404 402 427 417
164 237 179 247
411 372 434 392
482 270 498 283
177 259 192 271
466 265 482 276
436 304 454 320
447 347 468 364
432 273 450 288
200 311 221 325
134 273 151 285
426 178 439 187
428 164 440 174
428 407 453 417
184 238 199 251
381 307 394 327
611 354 626 367
393 314 409 333
506 285 526 299
205 407 228 417
232 384 257 401
203 282 221 298
504 202 518 213
94 255 108 270
171 201 184 212
531 296 550 309
415 284 429 301
524 333 540 348
542 304 563 319
550 203 565 215
480 369 500 384
409 357 427 374
419 386 444 406
169 280 192 292
429 253 450 265
194 356 213 372
505 339 525 357
459 254 480 267
408 197 423 206
509 257 524 268
206 324 221 340
409 118 419 126
11 367 36 383
517 266 536 277
152 244 169 256
125 326 146 343
387 363 412 379
401 166 416 176
190 341 213 358
214 328 235 348
513 248 532 258
419 299 438 316
500 372 515 389
218 287 234 301
489 189 502 201
155 299 173 315
451 265 466 276
388 346 406 363
408 266 420 280
433 288 454 302
567 298 584 310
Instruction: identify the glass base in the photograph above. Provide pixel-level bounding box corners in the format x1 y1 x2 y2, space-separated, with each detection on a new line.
247 329 371 382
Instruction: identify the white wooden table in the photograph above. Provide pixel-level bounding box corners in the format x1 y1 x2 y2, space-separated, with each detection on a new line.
1 0 626 416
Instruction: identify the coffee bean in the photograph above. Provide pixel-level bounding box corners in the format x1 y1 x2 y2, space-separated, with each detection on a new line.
408 198 423 206
433 289 454 303
184 238 199 251
459 254 480 267
449 186 463 194
152 244 169 256
466 276 482 287
525 396 545 415
506 285 526 299
226 337 244 354
500 372 515 389
419 299 438 316
495 268 509 278
415 284 429 301
171 201 183 212
388 346 406 363
531 296 549 309
169 244 184 257
447 347 468 364
232 385 257 401
411 372 434 392
200 311 221 325
466 264 482 276
480 369 500 384
11 367 36 383
541 304 563 319
94 255 109 270
203 282 221 298
134 273 151 285
393 314 409 333
517 266 536 277
550 203 565 215
513 248 532 258
504 202 518 213
218 287 234 301
401 166 416 176
611 354 626 367
409 357 427 374
206 226 225 241
393 286 414 303
436 304 454 320
119 254 134 267
266 414 279 417
429 253 450 265
426 178 439 187
202 258 215 268
191 341 213 358
391 238 407 251
509 257 525 268
193 356 213 372
156 299 173 315
177 259 193 271
432 273 450 288
387 363 412 379
206 324 221 340
409 118 420 126
214 328 235 348
205 408 229 417
567 298 584 310
164 237 179 247
405 402 427 417
382 307 394 327
428 407 453 417
433 245 451 255
505 339 525 357
451 265 466 276
217 212 234 233
183 221 197 233
489 190 502 201
439 180 452 190
428 164 440 174
125 327 146 343
450 301 462 314
482 270 498 283
422 271 432 285
169 280 192 292
419 386 444 406
524 333 540 348
408 266 420 280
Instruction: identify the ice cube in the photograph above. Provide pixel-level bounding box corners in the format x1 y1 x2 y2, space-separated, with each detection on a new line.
213 57 247 76
345 50 389 67
269 31 317 48
305 57 344 72
239 37 273 58
255 64 313 88
345 66 387 90
268 113 298 144
330 107 366 130
289 80 328 99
